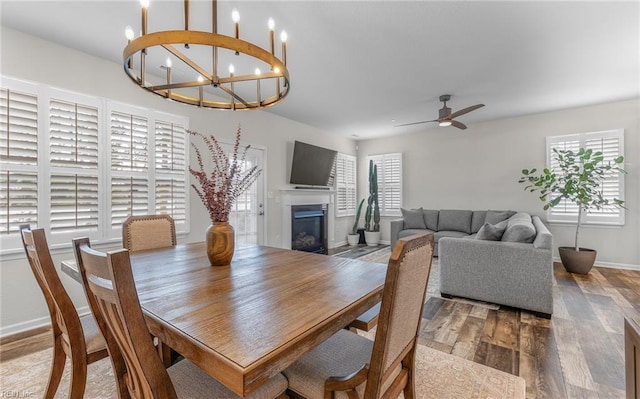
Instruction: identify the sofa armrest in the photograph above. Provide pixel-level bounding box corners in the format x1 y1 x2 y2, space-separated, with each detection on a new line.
439 237 553 315
389 218 405 248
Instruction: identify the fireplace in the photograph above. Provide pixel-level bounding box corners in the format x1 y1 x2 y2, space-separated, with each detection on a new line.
291 204 327 254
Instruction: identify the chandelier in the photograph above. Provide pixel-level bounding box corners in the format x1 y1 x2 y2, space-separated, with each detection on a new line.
123 0 290 110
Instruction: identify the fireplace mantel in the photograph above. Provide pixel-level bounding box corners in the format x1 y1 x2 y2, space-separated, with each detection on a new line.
280 189 335 249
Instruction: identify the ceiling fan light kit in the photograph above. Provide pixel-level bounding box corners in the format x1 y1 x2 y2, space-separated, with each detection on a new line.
397 94 484 130
123 0 290 110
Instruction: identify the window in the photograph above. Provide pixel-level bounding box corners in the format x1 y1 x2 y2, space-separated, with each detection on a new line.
547 129 625 226
334 153 356 217
368 153 402 217
0 77 189 253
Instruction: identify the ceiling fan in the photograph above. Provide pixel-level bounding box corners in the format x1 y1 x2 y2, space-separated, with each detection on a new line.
396 94 485 130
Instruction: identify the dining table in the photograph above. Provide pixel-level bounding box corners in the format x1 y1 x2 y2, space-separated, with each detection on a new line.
62 242 387 397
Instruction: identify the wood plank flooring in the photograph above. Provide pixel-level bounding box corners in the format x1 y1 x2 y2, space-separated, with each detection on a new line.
2 261 639 398
419 262 640 398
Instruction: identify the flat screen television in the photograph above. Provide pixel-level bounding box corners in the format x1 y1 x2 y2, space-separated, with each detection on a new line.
289 141 337 187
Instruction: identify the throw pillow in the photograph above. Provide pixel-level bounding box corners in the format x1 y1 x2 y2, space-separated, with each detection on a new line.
401 208 426 229
485 210 516 225
502 217 536 243
475 220 508 241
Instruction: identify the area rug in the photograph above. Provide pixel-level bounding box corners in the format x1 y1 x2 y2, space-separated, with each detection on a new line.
0 343 525 399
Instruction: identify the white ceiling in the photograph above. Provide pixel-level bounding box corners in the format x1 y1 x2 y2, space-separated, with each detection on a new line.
1 1 638 140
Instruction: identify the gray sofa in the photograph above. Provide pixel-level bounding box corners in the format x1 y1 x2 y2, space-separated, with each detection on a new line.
390 209 553 317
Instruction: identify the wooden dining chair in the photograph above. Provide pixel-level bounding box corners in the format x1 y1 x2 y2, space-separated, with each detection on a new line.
122 214 176 252
283 232 434 399
625 316 640 399
19 225 109 399
75 238 289 399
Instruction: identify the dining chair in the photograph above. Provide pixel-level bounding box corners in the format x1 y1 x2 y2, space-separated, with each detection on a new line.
625 316 640 399
122 214 176 252
19 225 109 399
283 232 434 399
75 238 289 399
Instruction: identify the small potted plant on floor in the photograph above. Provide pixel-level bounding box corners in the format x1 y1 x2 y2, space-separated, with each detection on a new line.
519 147 625 274
347 199 365 246
364 160 381 246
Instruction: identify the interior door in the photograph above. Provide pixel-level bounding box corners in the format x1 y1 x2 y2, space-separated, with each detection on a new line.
227 146 265 246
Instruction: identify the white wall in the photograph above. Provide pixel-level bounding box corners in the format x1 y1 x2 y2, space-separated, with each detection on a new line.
357 98 640 268
0 27 356 335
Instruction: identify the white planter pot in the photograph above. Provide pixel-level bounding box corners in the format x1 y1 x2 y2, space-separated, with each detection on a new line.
347 234 360 246
364 231 381 246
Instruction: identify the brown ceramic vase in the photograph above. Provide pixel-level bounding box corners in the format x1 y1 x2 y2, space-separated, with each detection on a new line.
206 222 235 266
558 246 596 275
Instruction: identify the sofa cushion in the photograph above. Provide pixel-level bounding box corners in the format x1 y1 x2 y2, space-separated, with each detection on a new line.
471 211 487 233
401 208 426 229
399 229 434 240
485 210 516 225
434 230 470 242
438 210 473 234
422 209 439 231
502 214 536 243
475 220 508 241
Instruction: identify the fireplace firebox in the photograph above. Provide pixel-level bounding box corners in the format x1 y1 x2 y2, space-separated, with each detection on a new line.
291 204 328 254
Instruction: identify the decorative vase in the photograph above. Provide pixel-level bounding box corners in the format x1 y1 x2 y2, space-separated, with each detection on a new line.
206 222 235 266
558 247 596 274
364 231 381 247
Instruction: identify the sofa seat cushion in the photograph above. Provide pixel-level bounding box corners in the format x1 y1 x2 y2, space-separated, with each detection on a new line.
502 213 536 243
401 208 427 229
434 230 470 242
438 210 473 234
399 229 435 239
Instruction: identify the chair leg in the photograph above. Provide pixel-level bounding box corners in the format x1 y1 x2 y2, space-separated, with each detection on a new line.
67 354 88 399
44 339 66 399
402 348 417 399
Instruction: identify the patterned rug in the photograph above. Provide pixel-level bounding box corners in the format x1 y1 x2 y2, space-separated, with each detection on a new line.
0 341 525 399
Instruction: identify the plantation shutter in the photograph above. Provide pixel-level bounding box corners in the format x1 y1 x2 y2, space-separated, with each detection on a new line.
546 130 624 225
155 120 187 225
110 111 150 227
335 153 356 217
49 99 100 232
0 88 39 233
369 153 402 217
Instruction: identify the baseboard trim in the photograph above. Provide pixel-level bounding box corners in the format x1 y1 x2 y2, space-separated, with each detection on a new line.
0 305 90 339
552 256 640 271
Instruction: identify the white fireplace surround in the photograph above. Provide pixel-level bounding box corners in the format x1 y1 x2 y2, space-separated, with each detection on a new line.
280 189 335 250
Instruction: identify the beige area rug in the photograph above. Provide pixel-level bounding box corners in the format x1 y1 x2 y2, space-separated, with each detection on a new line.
0 341 525 399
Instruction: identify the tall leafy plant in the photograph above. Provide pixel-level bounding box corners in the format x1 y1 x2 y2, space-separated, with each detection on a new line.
519 147 625 251
364 160 380 232
351 199 365 235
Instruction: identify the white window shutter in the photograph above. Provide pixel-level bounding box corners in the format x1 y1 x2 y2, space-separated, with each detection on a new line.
546 130 624 226
335 153 356 217
0 88 39 234
111 176 150 227
369 153 402 217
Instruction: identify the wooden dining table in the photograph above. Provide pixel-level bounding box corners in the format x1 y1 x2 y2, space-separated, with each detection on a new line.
62 242 387 397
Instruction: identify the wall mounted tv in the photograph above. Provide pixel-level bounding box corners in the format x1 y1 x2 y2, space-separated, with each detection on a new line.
289 141 337 187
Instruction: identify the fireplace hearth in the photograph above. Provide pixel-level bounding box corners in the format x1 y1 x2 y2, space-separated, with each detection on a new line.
291 204 327 254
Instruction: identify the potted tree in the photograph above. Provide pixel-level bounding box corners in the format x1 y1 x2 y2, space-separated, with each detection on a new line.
364 160 381 246
519 147 625 274
347 199 365 246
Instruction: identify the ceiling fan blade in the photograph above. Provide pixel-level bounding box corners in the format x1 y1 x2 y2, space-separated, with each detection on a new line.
450 104 485 119
395 119 438 127
451 120 467 130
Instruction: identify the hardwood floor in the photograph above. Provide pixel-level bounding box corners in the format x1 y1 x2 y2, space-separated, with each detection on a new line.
2 261 639 398
419 262 640 398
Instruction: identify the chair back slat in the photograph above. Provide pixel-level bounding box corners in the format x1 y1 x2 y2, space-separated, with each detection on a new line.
122 214 176 252
365 233 434 399
77 242 177 399
625 316 640 399
19 225 84 349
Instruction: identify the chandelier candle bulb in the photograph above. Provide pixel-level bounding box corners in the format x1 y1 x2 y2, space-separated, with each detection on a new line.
232 9 240 38
281 30 287 66
140 0 149 36
269 18 275 55
125 26 134 69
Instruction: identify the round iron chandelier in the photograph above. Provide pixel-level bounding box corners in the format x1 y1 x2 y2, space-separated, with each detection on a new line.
123 0 290 110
